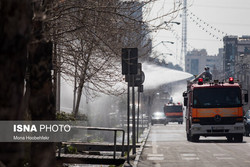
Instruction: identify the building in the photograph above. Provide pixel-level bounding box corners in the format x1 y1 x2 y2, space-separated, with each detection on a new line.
120 1 152 60
223 35 250 81
223 35 250 110
185 49 223 78
223 36 238 79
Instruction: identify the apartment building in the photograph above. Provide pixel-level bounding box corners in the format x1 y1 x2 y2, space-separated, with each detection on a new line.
185 49 223 79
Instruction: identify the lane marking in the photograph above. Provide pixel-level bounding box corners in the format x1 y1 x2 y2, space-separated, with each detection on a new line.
213 153 227 156
181 153 199 160
182 157 199 160
181 153 197 157
147 154 164 161
213 153 234 160
216 157 234 160
147 156 164 160
155 163 161 167
147 154 164 157
152 141 158 154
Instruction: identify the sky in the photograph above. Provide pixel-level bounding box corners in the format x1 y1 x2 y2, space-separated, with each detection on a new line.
145 0 250 66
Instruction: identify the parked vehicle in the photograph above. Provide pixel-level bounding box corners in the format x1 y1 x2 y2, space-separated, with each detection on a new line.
244 110 250 136
151 112 167 125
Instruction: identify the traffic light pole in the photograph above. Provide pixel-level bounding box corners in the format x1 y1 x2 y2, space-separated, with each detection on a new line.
126 53 130 164
132 75 136 154
137 89 140 143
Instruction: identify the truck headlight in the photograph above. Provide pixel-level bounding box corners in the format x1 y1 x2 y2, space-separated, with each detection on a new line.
193 127 201 131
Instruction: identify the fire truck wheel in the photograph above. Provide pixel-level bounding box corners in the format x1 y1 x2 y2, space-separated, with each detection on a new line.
190 135 199 142
186 133 191 141
234 134 243 142
226 136 233 142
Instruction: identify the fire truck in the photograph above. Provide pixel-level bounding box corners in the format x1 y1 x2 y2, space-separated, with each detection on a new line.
164 102 183 124
183 76 248 142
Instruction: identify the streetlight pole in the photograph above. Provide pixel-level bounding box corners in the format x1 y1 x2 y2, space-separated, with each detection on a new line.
164 21 180 25
181 0 187 71
152 41 174 49
154 21 181 29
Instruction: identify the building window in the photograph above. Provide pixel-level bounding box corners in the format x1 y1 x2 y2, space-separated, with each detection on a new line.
191 59 199 75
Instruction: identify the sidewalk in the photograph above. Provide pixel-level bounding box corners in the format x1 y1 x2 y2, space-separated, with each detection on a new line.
123 127 151 167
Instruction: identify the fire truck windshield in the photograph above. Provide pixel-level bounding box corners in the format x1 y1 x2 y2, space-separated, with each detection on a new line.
193 87 242 108
164 106 182 112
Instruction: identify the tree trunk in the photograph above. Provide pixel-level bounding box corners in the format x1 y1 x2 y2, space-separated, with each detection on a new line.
0 0 32 166
73 59 77 113
74 47 92 117
28 41 56 167
74 80 84 117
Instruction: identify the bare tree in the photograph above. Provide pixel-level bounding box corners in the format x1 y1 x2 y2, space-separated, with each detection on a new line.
47 0 160 116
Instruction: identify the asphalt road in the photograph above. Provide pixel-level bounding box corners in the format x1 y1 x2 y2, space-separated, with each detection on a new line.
137 123 250 167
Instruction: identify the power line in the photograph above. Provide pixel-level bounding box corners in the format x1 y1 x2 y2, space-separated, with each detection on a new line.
194 4 250 10
158 35 222 42
187 10 229 41
170 28 195 50
187 38 223 42
209 22 250 27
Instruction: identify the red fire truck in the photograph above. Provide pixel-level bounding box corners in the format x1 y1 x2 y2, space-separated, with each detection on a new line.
183 77 248 142
164 102 183 124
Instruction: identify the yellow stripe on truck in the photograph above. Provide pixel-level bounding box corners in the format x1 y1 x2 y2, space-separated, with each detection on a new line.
192 107 243 118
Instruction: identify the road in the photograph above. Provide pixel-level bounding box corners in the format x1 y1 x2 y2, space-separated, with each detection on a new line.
137 123 250 167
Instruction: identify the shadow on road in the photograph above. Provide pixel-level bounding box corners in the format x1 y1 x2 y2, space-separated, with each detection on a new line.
196 139 247 143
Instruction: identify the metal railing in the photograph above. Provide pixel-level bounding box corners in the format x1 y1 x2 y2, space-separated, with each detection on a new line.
58 126 125 159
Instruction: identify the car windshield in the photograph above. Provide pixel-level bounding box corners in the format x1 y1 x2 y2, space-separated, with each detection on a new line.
152 112 165 118
246 111 250 119
193 87 242 108
164 106 182 113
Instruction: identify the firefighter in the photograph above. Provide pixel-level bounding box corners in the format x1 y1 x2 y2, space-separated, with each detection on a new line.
192 66 212 82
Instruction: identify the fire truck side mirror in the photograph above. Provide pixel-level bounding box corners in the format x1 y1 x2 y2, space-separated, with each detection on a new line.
184 97 188 106
244 93 248 103
183 91 188 106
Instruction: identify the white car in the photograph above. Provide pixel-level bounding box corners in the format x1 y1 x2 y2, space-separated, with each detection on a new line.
244 110 250 136
151 112 167 125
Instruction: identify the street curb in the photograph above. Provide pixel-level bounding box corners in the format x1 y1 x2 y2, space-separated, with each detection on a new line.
132 126 151 167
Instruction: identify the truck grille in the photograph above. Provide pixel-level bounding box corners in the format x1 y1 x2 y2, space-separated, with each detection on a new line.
167 116 182 118
198 117 240 125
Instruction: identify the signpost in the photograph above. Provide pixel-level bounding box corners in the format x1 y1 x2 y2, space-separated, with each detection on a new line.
121 49 145 163
121 48 138 164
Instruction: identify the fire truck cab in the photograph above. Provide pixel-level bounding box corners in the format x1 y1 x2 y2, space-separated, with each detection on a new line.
183 77 248 142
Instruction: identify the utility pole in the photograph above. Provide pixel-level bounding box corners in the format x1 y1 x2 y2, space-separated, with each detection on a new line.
181 0 187 71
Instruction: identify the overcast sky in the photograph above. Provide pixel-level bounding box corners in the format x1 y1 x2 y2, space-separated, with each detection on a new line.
145 0 250 65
